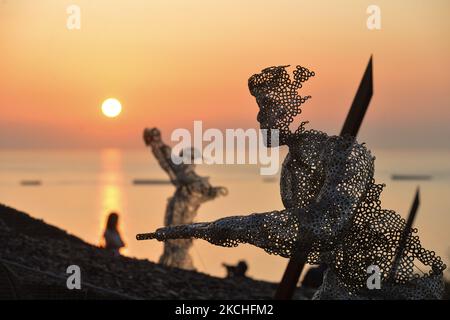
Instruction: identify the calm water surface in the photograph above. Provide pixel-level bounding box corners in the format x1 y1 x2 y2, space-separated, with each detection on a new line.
1 148 449 281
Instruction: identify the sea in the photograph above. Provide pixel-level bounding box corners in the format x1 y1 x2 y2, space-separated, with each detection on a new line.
0 147 449 282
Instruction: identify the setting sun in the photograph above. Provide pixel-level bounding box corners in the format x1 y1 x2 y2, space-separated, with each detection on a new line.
101 98 122 118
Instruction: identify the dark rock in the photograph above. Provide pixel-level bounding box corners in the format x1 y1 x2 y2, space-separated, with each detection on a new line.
0 203 302 300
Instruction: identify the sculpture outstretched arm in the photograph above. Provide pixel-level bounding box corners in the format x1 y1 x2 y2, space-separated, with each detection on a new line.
137 209 300 258
143 128 178 182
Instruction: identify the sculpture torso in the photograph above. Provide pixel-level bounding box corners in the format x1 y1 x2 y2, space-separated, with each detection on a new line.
280 130 328 210
279 129 445 299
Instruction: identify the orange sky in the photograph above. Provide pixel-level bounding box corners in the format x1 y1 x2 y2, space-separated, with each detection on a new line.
1 0 449 149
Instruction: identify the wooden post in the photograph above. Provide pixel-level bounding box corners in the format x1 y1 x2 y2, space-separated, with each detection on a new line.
389 188 420 280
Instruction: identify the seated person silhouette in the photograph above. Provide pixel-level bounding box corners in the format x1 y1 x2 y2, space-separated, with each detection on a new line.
103 212 125 256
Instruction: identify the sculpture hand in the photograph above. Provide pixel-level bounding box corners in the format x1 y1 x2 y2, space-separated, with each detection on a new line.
137 222 210 241
143 127 162 145
215 186 228 197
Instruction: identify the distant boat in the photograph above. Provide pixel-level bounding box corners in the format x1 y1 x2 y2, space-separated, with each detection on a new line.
20 180 42 186
132 179 171 185
391 174 432 181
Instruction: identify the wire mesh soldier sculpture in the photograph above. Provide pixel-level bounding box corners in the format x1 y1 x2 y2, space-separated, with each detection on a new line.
143 128 228 270
138 66 446 298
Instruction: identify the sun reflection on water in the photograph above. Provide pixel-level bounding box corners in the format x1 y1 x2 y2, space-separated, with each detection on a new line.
98 148 127 254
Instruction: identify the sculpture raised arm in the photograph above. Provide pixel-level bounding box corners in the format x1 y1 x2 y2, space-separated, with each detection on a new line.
143 127 178 183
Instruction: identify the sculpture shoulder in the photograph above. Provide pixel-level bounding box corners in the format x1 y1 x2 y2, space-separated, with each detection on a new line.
280 130 375 209
287 129 329 153
288 130 375 168
320 134 376 173
280 130 329 209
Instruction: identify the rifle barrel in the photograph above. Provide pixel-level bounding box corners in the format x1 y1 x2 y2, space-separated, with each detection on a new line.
136 233 156 241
